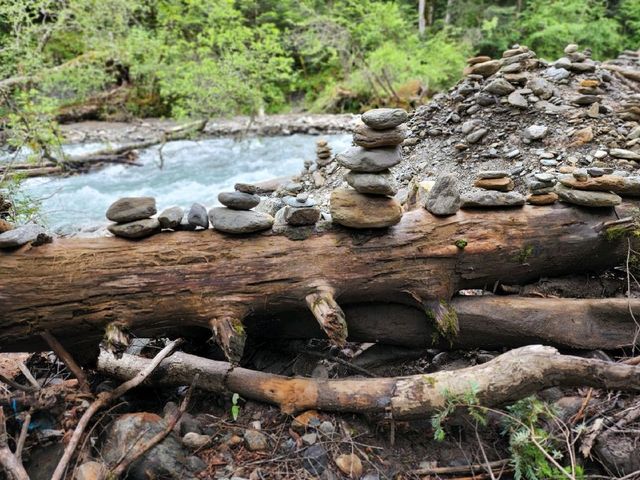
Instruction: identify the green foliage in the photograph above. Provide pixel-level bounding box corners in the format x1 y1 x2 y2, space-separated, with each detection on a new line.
231 393 241 421
517 0 623 60
431 382 485 441
454 238 468 249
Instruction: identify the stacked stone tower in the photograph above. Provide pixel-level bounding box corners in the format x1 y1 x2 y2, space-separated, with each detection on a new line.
330 108 407 229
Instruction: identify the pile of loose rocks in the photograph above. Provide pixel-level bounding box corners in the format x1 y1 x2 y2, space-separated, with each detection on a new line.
330 108 407 228
289 42 640 218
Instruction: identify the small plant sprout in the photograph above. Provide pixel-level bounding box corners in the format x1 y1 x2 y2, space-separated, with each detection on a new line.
231 393 241 421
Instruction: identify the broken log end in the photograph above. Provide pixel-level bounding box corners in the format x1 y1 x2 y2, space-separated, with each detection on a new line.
305 286 348 347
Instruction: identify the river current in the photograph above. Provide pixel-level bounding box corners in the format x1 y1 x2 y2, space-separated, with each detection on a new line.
15 134 351 235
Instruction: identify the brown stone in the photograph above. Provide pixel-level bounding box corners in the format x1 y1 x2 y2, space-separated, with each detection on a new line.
580 79 600 88
568 126 594 147
559 166 575 174
558 174 638 195
352 122 407 148
335 453 363 479
330 188 403 229
464 60 502 77
291 410 321 432
527 193 559 205
474 177 514 192
0 219 13 234
467 55 492 65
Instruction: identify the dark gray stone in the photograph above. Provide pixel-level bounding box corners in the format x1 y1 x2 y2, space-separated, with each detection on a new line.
0 224 46 249
336 146 403 173
345 170 398 196
303 444 329 476
209 208 274 234
158 206 184 230
361 108 408 130
100 412 198 480
424 174 461 216
529 77 553 99
188 203 209 229
107 218 161 239
483 78 515 96
106 197 156 223
218 191 260 210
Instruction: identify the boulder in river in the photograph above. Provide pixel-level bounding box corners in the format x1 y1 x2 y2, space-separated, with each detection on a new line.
108 218 161 239
336 146 403 173
106 197 156 223
209 207 274 234
330 188 402 229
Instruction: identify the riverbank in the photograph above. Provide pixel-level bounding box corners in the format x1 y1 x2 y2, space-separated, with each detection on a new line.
59 113 358 145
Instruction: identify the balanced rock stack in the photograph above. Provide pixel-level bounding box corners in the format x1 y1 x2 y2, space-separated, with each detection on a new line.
331 108 406 229
474 171 514 192
527 173 558 206
315 139 332 167
555 170 625 208
106 197 160 239
282 193 320 226
209 183 274 234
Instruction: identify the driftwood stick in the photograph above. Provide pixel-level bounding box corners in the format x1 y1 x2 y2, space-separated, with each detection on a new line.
97 345 640 420
305 285 348 347
110 374 198 477
41 330 90 393
0 374 37 394
415 459 509 475
50 339 182 480
16 364 38 392
0 407 29 480
14 412 30 464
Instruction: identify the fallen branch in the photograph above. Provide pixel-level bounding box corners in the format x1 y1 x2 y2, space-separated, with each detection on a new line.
97 345 640 420
414 459 509 476
0 407 29 480
50 339 182 480
41 330 90 393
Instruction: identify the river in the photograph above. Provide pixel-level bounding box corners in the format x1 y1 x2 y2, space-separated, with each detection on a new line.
16 134 351 236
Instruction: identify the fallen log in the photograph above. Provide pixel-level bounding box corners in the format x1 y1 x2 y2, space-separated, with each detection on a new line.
97 345 640 419
1 203 638 359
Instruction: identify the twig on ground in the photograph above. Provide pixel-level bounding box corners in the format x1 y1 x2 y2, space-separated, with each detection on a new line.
14 412 31 463
0 374 38 394
0 407 29 480
109 373 199 477
414 459 509 475
41 330 90 393
50 339 182 480
16 363 39 391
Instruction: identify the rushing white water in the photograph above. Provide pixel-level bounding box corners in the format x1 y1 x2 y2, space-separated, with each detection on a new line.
16 134 351 236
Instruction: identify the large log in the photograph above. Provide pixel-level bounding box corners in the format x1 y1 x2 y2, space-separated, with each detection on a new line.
0 203 637 357
97 345 640 419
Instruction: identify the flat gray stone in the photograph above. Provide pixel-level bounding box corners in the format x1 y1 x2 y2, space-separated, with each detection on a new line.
466 128 487 144
106 197 156 223
556 185 621 207
108 218 161 239
218 191 260 210
361 108 407 130
461 190 525 208
188 203 209 228
336 146 403 173
234 182 258 194
424 174 461 216
529 77 553 100
353 123 407 148
0 224 46 249
478 171 509 179
508 91 528 108
209 208 273 234
610 149 640 161
158 206 184 229
345 170 398 196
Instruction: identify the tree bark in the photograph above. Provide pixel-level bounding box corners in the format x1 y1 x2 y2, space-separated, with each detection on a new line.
97 345 640 419
418 0 426 37
0 203 637 358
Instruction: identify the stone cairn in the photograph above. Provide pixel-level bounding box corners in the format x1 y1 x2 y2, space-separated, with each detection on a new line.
210 183 273 234
106 197 160 239
315 138 333 167
330 108 407 228
279 192 320 227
